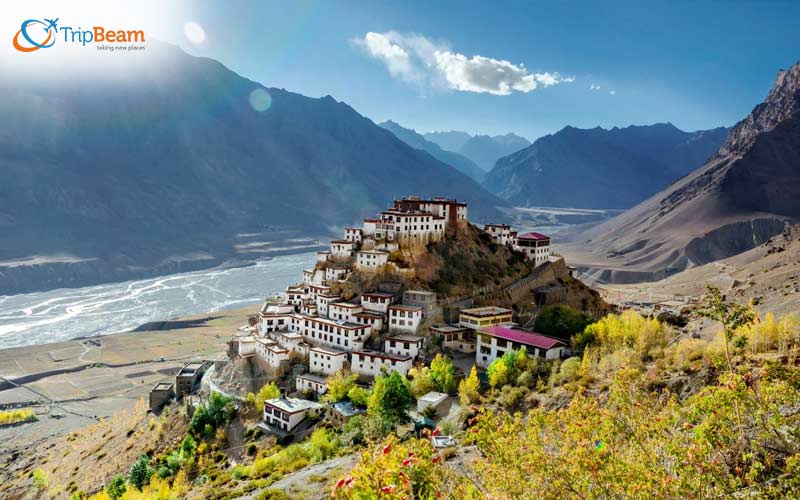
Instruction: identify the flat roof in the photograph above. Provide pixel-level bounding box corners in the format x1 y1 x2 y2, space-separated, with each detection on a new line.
297 373 327 384
480 325 565 350
460 306 513 317
353 350 412 362
310 345 347 356
389 304 423 312
418 391 448 404
404 290 436 296
362 291 395 298
385 335 424 343
153 382 174 392
265 397 323 414
330 301 362 309
430 323 468 333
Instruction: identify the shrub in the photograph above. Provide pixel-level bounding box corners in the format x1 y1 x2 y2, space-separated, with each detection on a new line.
534 305 591 339
0 408 36 425
128 453 153 490
32 468 48 490
106 475 126 500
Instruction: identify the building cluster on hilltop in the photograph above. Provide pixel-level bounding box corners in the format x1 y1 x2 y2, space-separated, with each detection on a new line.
223 196 566 434
483 223 552 267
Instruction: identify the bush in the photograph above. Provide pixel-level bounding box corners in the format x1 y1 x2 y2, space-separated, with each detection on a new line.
106 475 127 499
128 453 153 490
189 392 236 437
32 468 47 490
534 305 591 339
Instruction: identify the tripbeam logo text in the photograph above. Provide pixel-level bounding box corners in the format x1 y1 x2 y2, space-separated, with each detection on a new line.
13 17 145 53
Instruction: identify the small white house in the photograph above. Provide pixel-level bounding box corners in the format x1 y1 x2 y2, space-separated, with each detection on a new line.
361 292 395 314
388 305 423 334
329 301 363 322
330 240 356 259
355 250 389 271
296 373 328 396
344 227 363 243
309 346 348 375
237 336 257 358
257 339 290 369
484 223 515 246
514 232 551 267
263 397 323 433
384 335 424 358
351 350 413 378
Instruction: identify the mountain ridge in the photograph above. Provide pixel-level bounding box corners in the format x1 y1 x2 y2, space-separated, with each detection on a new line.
560 62 800 283
378 120 486 181
483 122 729 209
423 130 530 171
0 42 506 294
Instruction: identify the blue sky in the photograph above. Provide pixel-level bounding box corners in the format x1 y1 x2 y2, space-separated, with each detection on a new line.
12 0 800 141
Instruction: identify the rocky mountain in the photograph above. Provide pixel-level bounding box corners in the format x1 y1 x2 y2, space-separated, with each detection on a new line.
379 121 486 181
458 133 531 171
483 123 729 209
561 62 800 283
0 42 505 294
423 131 530 171
422 130 472 152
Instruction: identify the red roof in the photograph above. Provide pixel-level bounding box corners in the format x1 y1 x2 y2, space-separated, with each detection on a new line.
517 232 550 241
480 325 564 349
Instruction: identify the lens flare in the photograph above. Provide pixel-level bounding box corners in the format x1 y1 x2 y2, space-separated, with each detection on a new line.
249 88 272 112
183 21 206 45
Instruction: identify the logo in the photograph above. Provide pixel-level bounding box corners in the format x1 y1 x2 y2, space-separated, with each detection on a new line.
12 17 146 53
13 18 58 52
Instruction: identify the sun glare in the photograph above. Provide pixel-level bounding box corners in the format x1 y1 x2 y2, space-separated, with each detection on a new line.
183 21 206 45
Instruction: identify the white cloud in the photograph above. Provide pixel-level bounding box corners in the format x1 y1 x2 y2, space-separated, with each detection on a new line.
609 90 616 95
589 83 601 90
353 31 573 95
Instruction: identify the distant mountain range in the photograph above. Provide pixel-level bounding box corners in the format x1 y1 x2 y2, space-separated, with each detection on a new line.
379 121 486 181
0 42 505 293
484 123 729 209
562 61 800 283
424 131 531 171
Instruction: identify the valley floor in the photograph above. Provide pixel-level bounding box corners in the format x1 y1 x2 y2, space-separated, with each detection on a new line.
0 305 256 453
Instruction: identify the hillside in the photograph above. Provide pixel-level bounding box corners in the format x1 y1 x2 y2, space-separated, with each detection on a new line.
596 224 800 316
483 123 729 208
0 42 505 294
379 121 486 181
560 62 800 282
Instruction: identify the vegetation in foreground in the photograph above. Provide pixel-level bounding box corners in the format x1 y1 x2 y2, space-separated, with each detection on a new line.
17 286 800 499
335 287 800 498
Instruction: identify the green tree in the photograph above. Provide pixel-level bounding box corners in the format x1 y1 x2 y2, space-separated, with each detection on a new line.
429 353 458 394
534 305 591 338
698 285 756 373
128 453 153 490
487 359 509 390
347 385 370 407
458 365 480 405
254 382 280 412
180 435 196 459
189 392 236 436
368 371 413 428
322 370 358 403
106 475 127 499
